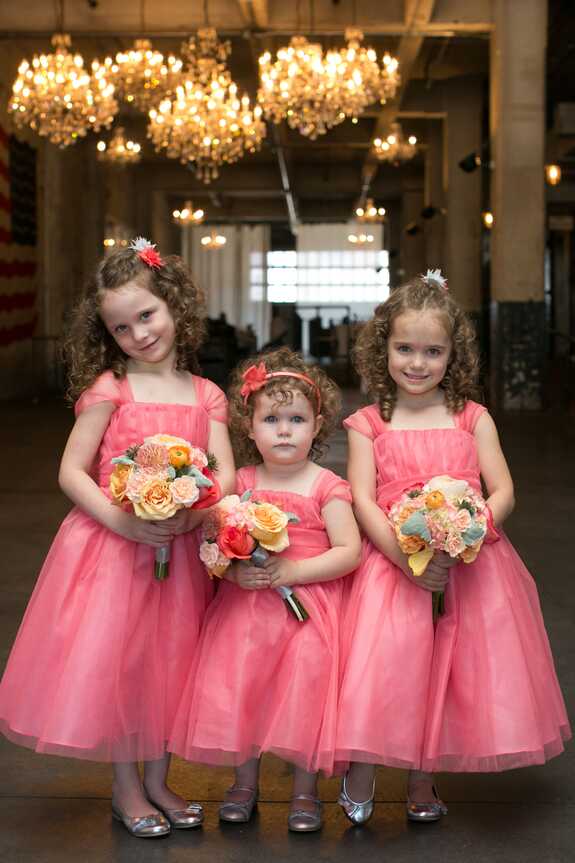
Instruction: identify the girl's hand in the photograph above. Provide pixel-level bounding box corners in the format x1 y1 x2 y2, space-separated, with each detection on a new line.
401 552 455 592
235 562 273 591
265 557 300 589
114 511 177 548
161 508 204 536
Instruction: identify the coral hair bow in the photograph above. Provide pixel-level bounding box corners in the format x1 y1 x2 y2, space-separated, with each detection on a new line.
240 362 268 402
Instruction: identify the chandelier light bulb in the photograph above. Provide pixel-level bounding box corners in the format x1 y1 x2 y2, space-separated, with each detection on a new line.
545 164 562 186
173 200 205 226
97 126 142 164
201 229 227 249
373 122 418 164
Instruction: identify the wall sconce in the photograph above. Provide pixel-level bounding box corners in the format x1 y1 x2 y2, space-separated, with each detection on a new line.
545 164 562 186
404 221 421 236
482 211 494 229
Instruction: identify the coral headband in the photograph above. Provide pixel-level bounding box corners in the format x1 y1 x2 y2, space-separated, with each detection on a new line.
240 362 322 413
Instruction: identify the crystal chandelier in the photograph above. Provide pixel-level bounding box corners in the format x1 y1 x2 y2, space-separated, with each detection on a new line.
355 198 386 223
373 122 418 164
104 39 183 111
97 126 142 164
173 200 205 226
9 33 117 147
200 229 227 249
258 36 344 139
324 28 399 122
148 28 266 183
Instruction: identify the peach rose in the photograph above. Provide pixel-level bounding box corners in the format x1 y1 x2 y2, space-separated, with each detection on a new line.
398 534 427 555
109 463 132 503
453 508 472 531
171 475 200 507
249 502 290 552
133 478 179 520
460 543 481 564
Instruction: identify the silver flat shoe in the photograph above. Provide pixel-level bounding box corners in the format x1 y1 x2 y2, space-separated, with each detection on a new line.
148 799 204 829
338 773 375 825
288 794 323 832
219 785 258 823
111 804 171 838
406 785 448 822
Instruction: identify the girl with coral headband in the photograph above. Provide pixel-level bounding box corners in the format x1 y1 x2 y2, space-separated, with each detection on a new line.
334 270 570 826
0 238 235 837
170 348 361 833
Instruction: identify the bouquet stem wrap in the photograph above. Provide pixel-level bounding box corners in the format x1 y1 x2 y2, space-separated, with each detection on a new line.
251 546 309 623
155 545 171 581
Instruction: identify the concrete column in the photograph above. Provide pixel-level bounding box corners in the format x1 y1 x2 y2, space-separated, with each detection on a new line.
489 0 547 409
423 119 446 273
399 179 425 282
443 77 483 313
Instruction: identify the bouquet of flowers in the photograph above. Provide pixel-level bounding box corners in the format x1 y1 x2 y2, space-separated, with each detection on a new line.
388 475 491 617
199 491 309 623
109 434 219 580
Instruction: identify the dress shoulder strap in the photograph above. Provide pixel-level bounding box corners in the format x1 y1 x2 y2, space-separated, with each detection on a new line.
343 404 388 440
236 465 257 496
454 400 487 433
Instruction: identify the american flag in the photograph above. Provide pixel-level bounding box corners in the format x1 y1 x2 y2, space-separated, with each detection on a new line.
0 122 37 348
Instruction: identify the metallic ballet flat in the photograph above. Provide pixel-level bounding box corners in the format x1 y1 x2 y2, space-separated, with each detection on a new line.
288 794 323 832
338 773 375 825
111 804 171 838
148 799 204 829
406 785 448 823
219 785 258 823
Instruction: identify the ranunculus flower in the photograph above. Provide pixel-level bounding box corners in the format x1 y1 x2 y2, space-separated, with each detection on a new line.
454 508 472 531
168 446 190 469
425 490 445 510
171 475 200 506
135 442 170 469
133 478 179 520
218 525 257 559
109 463 132 503
249 502 289 551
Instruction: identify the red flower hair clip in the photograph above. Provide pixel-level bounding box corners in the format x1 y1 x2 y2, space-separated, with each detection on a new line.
129 237 164 270
240 362 322 413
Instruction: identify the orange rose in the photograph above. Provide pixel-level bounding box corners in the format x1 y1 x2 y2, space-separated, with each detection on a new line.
109 463 132 503
133 478 179 520
398 534 427 555
425 491 445 510
249 502 290 552
460 543 481 564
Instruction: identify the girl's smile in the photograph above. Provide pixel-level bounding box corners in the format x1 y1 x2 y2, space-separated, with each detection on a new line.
388 310 452 398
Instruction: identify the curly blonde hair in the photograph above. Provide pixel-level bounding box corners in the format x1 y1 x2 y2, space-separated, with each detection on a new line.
354 276 481 420
62 247 206 402
228 347 342 466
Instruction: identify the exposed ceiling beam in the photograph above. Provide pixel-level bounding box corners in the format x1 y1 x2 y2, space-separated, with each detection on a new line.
358 0 438 204
236 1 268 29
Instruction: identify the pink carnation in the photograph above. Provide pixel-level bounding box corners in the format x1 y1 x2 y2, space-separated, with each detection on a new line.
188 447 209 469
453 508 472 531
199 541 227 569
171 475 200 507
446 533 466 558
135 442 169 469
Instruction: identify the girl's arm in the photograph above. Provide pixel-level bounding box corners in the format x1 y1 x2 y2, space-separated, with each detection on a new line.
58 403 174 547
347 428 451 591
474 412 515 525
265 498 362 589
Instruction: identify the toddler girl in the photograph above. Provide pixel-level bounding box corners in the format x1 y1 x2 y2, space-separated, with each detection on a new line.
169 347 361 832
335 271 570 825
0 238 235 837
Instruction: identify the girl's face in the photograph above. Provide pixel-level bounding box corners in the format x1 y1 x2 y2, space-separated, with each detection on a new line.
387 309 452 397
100 281 176 366
249 389 322 467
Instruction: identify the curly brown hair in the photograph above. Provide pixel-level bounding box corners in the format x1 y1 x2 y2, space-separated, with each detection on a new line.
62 246 206 402
228 347 342 466
354 276 481 420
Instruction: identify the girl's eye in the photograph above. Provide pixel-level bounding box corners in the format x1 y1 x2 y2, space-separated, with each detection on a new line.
291 415 305 423
114 324 127 335
428 348 442 357
397 344 411 353
263 415 278 423
140 310 153 321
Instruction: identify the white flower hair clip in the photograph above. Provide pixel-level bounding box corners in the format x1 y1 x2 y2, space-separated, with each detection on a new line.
128 237 164 269
423 268 448 292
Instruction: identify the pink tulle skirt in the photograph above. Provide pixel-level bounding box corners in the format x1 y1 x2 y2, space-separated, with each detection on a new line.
0 508 213 762
335 535 571 773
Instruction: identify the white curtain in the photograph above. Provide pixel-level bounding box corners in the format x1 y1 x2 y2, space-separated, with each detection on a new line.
183 224 271 348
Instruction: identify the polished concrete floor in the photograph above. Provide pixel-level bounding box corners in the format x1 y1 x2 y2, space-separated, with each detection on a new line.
0 395 573 863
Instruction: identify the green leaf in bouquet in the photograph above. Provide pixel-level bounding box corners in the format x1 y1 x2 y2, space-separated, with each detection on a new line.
458 500 476 515
285 511 300 524
462 523 486 546
240 489 253 502
401 511 431 543
167 466 176 480
126 445 140 461
207 452 219 471
111 455 136 466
